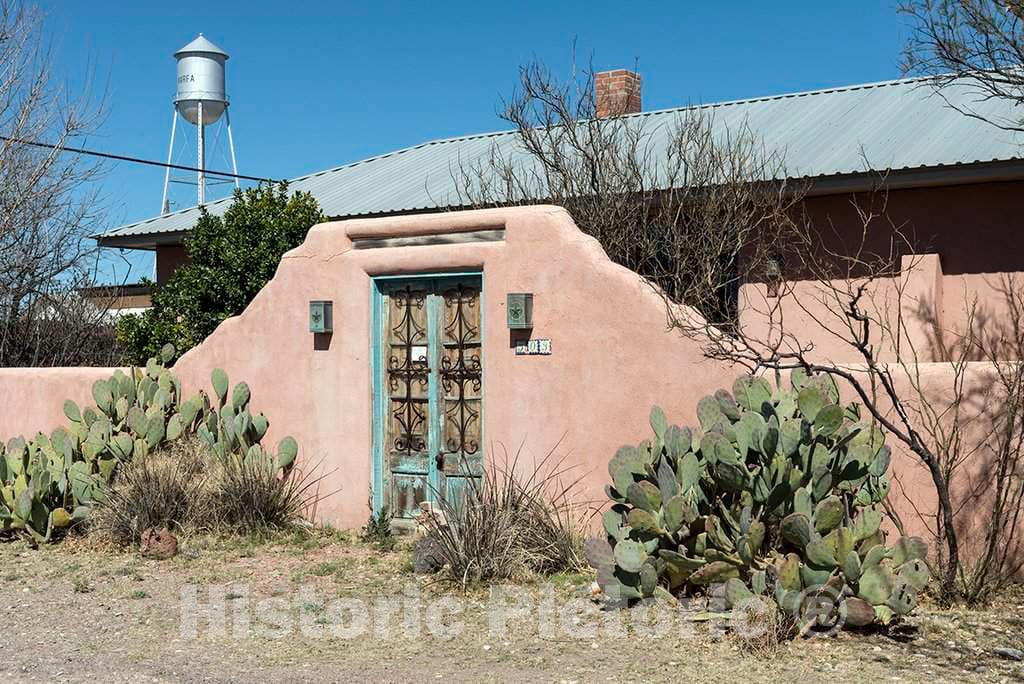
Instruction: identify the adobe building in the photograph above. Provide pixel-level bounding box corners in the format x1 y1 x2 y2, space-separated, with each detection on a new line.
2 71 1020 556
0 203 1010 561
97 71 1024 362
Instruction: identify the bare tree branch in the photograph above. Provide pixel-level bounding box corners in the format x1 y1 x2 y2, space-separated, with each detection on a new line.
901 0 1024 131
452 58 801 328
0 0 120 366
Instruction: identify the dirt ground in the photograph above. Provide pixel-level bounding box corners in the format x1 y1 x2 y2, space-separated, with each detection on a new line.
1 529 1022 683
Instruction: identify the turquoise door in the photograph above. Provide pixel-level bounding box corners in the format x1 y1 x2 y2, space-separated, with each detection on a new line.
371 274 483 519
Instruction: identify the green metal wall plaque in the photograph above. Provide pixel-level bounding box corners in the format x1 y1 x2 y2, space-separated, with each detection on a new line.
309 300 333 333
507 293 533 329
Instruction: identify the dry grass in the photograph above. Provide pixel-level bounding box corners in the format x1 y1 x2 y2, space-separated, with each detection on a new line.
91 438 322 546
426 444 589 587
90 439 213 546
214 454 324 533
727 595 799 659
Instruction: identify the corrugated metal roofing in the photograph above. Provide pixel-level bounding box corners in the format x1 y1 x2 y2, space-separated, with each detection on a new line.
99 74 1024 243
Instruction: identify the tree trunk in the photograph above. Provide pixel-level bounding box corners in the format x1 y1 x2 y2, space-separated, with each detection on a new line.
920 446 959 602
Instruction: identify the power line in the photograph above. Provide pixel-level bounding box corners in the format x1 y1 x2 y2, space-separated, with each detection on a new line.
0 135 276 183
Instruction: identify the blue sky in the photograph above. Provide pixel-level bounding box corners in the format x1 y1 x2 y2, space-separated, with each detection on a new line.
40 1 910 283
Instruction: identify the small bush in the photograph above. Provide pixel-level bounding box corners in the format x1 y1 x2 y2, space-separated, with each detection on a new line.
425 446 587 587
117 183 324 364
93 439 321 545
92 439 211 546
728 595 797 658
215 455 322 533
360 506 395 551
72 577 95 594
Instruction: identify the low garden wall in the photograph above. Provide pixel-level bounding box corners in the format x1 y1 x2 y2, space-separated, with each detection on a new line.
0 367 119 438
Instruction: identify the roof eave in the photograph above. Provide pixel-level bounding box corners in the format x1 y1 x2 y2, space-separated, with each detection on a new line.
804 158 1024 196
95 230 188 250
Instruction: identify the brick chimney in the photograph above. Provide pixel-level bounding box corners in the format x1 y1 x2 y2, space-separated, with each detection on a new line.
595 69 642 118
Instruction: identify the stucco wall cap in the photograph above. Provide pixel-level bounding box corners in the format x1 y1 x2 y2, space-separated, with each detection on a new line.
288 206 574 260
0 367 122 380
336 205 568 241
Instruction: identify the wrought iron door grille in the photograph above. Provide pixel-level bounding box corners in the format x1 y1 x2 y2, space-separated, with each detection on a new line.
441 284 482 455
387 286 428 454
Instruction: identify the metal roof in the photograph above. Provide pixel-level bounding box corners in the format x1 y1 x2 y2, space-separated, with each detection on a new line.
98 74 1024 247
175 34 228 58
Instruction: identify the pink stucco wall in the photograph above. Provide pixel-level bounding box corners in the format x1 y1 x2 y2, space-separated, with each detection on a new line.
0 206 1016 566
166 205 743 527
738 254 946 364
0 367 118 439
739 251 1024 364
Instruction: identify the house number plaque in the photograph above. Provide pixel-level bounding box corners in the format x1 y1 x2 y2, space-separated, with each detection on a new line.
515 338 551 356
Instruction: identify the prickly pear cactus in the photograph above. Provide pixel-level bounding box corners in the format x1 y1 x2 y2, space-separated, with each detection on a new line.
587 371 929 631
192 367 297 472
0 345 299 542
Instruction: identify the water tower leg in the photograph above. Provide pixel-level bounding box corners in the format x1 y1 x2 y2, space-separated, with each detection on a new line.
161 109 178 215
197 102 206 205
226 108 240 190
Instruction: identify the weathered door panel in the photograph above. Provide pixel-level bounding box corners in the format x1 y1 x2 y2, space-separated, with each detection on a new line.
374 275 483 519
438 282 484 504
382 283 432 519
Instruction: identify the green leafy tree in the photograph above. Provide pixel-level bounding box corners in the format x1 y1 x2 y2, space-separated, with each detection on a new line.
118 183 323 363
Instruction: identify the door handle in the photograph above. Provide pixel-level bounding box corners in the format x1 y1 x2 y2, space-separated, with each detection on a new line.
435 453 445 470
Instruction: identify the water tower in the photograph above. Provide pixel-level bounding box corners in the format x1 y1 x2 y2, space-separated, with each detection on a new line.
161 34 239 213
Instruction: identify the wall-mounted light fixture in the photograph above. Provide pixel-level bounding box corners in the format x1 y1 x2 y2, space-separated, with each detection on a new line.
507 293 533 330
309 300 333 334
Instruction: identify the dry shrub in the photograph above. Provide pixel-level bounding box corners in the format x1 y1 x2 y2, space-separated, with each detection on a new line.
427 445 589 587
728 596 798 659
91 439 213 546
214 455 323 533
92 438 322 546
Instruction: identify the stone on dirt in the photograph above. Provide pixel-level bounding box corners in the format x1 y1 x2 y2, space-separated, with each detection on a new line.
412 535 444 574
140 528 178 560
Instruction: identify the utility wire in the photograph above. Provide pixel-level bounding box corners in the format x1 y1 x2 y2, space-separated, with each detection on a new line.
0 134 276 183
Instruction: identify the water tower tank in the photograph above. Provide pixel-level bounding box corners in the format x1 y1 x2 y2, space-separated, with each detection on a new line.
174 34 228 125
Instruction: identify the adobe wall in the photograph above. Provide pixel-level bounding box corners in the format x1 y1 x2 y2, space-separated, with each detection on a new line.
738 254 945 364
164 205 743 527
0 367 119 439
741 180 1024 364
740 251 1024 364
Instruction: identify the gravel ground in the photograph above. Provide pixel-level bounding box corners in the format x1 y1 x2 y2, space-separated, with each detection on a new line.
1 530 1023 683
